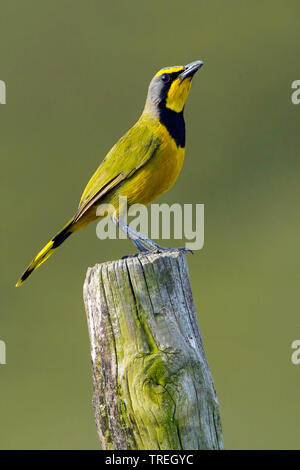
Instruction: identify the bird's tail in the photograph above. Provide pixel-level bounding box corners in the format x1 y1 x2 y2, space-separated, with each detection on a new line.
16 218 75 287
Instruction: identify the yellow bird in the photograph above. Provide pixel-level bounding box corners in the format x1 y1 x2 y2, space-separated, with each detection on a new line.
16 60 203 286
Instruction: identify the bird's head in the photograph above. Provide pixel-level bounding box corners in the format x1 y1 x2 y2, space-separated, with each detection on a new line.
145 60 204 115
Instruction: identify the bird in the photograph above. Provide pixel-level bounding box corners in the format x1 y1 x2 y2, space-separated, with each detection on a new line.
16 60 203 287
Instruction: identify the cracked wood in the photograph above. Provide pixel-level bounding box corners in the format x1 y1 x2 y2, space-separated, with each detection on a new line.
83 250 224 450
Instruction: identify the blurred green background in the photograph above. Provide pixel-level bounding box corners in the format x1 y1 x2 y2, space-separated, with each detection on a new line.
1 0 300 450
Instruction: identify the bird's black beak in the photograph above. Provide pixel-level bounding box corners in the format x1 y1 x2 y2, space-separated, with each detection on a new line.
180 60 204 80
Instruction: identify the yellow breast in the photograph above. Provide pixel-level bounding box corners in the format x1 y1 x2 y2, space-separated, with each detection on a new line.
118 119 185 206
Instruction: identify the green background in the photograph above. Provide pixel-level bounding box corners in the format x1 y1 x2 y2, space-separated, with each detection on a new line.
1 0 300 449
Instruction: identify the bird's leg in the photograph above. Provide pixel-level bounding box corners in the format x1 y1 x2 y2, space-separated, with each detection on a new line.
133 239 149 252
120 239 149 259
112 216 170 252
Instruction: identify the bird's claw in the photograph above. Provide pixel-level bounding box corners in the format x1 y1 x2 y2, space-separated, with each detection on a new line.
121 253 140 260
121 246 193 260
178 247 194 255
152 246 194 255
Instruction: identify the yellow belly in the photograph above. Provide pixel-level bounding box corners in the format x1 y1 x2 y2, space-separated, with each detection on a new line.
116 121 185 207
120 149 184 206
76 120 185 228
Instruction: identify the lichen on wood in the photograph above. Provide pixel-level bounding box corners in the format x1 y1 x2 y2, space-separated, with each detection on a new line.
83 250 224 450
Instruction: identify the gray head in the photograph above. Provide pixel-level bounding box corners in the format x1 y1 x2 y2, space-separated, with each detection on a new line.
144 60 203 115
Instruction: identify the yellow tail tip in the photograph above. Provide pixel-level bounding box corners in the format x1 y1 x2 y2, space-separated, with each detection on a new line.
15 218 74 288
16 267 33 287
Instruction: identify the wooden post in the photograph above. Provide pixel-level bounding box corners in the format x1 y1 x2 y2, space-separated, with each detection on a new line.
83 250 224 450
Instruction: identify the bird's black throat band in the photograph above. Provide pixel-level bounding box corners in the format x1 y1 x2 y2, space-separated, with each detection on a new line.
158 103 185 148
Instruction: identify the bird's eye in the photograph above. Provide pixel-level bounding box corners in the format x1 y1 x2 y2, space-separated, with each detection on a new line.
161 74 170 83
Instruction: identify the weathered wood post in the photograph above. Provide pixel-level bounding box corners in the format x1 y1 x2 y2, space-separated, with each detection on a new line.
83 250 224 450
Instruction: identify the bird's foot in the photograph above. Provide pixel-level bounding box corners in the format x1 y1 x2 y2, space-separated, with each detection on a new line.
178 247 194 255
121 246 193 260
152 246 194 255
121 253 140 260
150 244 193 255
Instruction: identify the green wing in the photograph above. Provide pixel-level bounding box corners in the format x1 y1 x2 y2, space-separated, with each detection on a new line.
74 121 160 221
